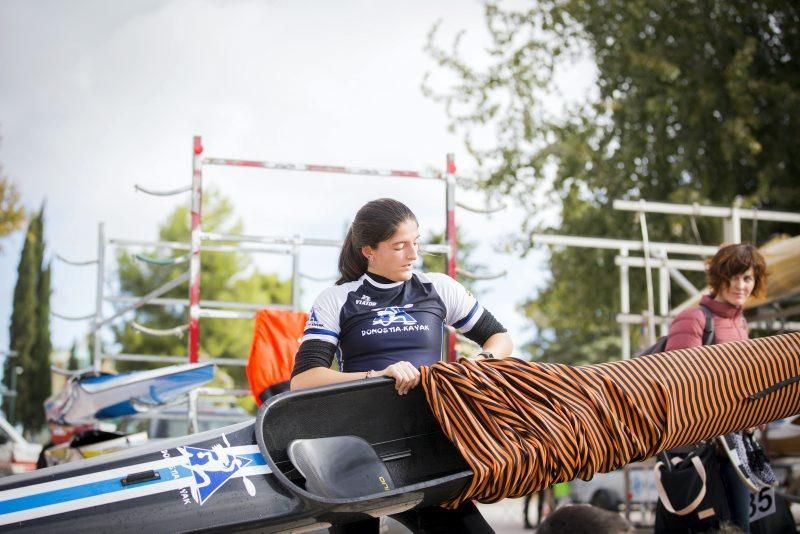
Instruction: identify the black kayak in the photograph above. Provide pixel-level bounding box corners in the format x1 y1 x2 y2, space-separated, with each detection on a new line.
0 378 472 533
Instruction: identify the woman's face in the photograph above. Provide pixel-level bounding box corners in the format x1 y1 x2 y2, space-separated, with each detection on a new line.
718 267 756 307
362 219 419 282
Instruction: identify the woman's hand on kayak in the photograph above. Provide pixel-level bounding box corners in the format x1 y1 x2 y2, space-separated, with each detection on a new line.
380 361 420 395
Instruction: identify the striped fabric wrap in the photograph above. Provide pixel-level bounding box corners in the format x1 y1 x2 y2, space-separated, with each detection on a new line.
420 332 800 509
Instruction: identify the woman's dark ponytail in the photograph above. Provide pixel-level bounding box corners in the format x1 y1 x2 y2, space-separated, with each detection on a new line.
337 226 369 285
336 198 417 285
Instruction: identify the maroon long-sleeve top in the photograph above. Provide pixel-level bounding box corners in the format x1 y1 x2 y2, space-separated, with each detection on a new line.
666 294 749 351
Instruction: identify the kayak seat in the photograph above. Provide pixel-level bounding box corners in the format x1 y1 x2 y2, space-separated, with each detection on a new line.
287 435 395 499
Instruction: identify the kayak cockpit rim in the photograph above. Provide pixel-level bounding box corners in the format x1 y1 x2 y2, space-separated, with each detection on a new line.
255 379 473 507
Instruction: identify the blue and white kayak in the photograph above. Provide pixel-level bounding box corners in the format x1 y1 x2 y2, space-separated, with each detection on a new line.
0 379 472 533
45 363 215 425
0 421 280 532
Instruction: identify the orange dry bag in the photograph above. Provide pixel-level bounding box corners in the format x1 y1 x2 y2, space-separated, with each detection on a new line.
246 308 308 405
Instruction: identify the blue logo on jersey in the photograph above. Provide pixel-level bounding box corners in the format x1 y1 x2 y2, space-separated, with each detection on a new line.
307 308 325 329
373 306 417 327
178 439 255 505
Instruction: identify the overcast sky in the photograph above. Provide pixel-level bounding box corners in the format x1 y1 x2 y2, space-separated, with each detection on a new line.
0 0 566 361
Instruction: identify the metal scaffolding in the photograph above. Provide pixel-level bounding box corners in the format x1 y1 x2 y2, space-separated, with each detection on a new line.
54 136 509 382
532 198 800 359
185 136 504 364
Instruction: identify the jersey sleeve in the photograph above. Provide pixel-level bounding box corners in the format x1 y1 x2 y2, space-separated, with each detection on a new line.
301 287 342 346
428 273 484 333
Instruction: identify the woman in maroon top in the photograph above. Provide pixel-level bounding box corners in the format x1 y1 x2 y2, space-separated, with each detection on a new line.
665 243 768 532
666 244 766 350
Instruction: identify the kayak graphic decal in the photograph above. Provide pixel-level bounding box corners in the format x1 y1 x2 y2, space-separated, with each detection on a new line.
0 443 268 526
178 434 257 505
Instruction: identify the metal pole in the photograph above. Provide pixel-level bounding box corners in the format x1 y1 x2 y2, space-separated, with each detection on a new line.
614 256 705 271
93 222 105 372
531 234 719 256
291 236 301 311
203 157 444 181
108 238 295 255
199 308 256 320
619 248 631 359
106 353 248 366
200 232 448 253
639 210 657 345
659 264 670 337
94 273 190 330
668 267 701 296
187 388 199 434
106 296 290 311
617 313 671 325
613 199 800 224
731 197 742 243
188 136 203 364
445 153 457 362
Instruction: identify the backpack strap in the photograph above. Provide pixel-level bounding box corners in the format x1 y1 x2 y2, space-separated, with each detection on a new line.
697 304 715 346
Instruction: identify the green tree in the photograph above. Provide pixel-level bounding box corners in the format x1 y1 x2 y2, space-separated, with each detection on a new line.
6 206 52 433
0 176 24 246
112 190 292 386
427 1 800 363
5 215 37 423
0 133 26 248
26 260 52 433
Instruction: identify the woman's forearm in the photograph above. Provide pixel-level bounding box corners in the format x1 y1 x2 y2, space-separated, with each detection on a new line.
290 366 370 390
481 332 513 358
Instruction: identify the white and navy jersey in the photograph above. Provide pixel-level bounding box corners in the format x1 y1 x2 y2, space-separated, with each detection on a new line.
302 272 484 372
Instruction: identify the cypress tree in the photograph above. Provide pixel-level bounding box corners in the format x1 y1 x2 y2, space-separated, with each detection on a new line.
26 260 52 434
5 214 37 425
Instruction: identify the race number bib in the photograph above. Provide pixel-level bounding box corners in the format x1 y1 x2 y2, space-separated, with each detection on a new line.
749 487 776 523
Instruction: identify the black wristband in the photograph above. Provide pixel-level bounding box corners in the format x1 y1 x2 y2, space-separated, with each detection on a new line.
477 351 494 359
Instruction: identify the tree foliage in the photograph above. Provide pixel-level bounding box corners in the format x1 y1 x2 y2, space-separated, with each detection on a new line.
5 215 37 424
427 0 800 363
0 176 25 246
6 206 52 433
27 260 52 432
112 191 292 385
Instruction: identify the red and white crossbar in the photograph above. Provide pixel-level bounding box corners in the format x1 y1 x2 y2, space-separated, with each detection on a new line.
204 157 444 181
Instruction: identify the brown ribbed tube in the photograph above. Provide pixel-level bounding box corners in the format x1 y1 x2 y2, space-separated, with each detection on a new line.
420 332 800 509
